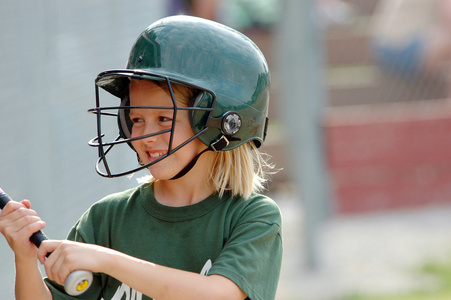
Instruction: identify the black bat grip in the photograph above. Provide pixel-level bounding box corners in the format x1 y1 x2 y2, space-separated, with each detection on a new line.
0 192 10 209
0 189 93 295
0 191 49 249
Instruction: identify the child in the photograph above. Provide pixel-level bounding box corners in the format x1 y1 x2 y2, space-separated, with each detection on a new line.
371 0 451 81
0 15 282 300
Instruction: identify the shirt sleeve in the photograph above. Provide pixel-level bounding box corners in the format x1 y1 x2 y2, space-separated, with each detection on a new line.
207 196 283 300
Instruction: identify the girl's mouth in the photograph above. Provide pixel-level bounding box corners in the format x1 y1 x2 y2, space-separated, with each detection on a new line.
146 151 166 161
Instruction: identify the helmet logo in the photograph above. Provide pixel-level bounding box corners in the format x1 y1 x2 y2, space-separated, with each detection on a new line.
223 112 241 135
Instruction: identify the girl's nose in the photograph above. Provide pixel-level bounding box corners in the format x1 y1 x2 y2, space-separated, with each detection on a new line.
142 122 160 142
142 121 172 144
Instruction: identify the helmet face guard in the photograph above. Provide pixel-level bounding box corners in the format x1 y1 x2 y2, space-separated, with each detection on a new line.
89 16 270 178
88 71 215 177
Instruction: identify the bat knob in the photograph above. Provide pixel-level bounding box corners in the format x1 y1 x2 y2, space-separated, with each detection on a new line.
64 270 93 296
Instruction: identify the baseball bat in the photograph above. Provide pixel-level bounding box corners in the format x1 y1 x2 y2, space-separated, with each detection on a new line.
0 187 93 296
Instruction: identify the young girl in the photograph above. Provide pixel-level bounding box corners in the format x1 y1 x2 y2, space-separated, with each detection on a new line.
0 15 282 300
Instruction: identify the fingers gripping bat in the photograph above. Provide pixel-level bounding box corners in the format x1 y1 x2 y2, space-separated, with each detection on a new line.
0 188 93 296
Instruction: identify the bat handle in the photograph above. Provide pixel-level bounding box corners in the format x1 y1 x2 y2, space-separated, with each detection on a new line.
0 188 93 296
0 189 10 209
0 191 49 248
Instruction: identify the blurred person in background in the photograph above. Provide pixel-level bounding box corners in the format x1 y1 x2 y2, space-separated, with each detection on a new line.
370 0 451 96
167 0 218 20
167 0 280 31
317 0 355 28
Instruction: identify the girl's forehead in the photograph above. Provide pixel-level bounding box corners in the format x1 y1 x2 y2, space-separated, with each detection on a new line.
129 82 173 106
129 79 168 92
129 79 191 107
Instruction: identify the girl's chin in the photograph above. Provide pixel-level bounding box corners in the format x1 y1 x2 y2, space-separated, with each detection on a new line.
147 165 178 180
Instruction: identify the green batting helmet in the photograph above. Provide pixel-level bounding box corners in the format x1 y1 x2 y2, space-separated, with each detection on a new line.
89 15 270 177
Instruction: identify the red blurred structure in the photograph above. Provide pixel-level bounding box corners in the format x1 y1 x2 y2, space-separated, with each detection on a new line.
325 99 451 214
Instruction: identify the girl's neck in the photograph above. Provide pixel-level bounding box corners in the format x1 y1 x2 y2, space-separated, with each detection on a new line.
153 151 215 207
153 179 214 207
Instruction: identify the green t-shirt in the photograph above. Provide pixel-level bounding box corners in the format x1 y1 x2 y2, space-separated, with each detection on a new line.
45 183 283 300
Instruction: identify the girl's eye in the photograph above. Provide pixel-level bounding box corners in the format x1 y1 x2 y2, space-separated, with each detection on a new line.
131 118 143 124
159 116 172 122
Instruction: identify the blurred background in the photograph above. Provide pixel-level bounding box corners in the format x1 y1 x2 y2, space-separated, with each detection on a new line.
1 0 451 299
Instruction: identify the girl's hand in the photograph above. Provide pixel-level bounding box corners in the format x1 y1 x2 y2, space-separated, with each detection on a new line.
37 240 110 286
0 200 46 260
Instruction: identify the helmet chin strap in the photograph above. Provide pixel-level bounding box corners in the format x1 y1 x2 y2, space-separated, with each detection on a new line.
170 147 210 180
170 135 239 180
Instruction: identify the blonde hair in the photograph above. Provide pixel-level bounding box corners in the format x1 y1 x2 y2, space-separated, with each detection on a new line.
209 142 274 199
143 80 274 199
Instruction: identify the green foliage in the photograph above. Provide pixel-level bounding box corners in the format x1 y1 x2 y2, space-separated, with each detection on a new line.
342 257 451 300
